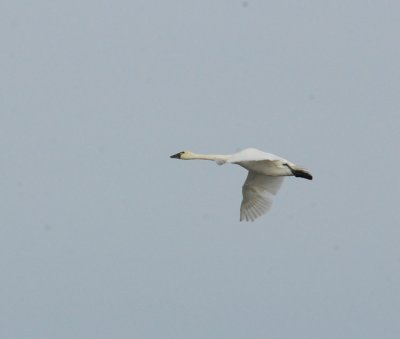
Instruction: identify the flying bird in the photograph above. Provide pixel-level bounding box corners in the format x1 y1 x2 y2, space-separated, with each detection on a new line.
170 148 312 221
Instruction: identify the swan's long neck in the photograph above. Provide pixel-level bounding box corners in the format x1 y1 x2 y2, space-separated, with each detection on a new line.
187 152 231 164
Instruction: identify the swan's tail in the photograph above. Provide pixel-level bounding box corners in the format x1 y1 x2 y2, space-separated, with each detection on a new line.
284 163 313 180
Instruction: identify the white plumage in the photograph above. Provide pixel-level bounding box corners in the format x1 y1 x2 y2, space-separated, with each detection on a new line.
170 148 312 221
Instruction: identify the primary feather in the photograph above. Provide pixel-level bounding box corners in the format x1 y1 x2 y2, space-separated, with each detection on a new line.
240 172 284 222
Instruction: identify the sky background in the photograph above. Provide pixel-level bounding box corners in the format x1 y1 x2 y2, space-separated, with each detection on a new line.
1 1 400 338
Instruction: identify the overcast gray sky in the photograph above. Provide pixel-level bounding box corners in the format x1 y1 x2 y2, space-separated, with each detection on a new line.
1 1 400 338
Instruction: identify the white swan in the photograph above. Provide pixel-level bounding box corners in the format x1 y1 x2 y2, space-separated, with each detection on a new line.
170 148 312 222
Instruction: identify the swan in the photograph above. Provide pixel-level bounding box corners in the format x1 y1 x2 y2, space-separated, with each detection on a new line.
170 148 312 221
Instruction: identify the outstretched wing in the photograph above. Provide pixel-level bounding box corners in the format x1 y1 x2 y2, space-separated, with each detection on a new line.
240 171 284 222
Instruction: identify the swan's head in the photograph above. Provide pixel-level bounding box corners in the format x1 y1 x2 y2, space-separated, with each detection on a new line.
170 150 193 160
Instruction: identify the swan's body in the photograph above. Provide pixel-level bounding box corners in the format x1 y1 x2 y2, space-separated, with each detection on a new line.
170 148 312 222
